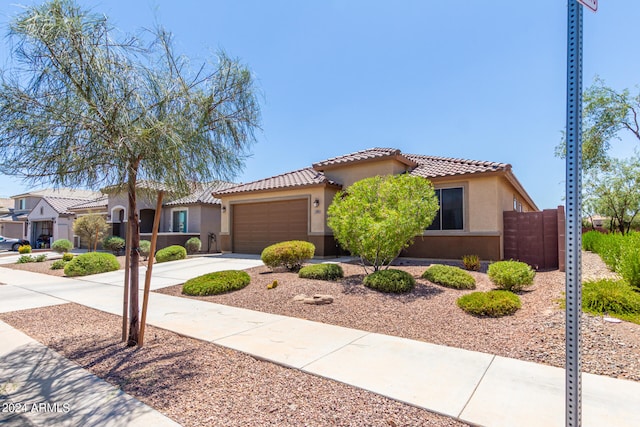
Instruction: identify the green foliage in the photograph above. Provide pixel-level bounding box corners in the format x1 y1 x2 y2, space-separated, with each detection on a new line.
73 215 109 250
487 260 535 292
422 264 476 290
462 254 481 271
139 240 151 261
182 270 250 296
102 236 126 255
50 259 67 270
155 245 187 263
327 174 439 272
184 237 202 254
582 230 605 252
581 279 640 318
64 252 120 277
618 237 640 289
261 240 315 272
51 238 73 253
34 254 47 262
17 255 34 263
457 290 522 317
363 269 415 293
18 245 32 254
298 263 344 281
62 252 74 262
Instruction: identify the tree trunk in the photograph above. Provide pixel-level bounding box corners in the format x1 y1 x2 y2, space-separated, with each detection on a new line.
127 166 141 346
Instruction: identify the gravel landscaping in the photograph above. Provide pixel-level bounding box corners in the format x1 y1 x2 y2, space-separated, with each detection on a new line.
1 250 639 426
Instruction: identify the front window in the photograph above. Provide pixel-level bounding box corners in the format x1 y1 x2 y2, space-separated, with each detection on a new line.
172 210 187 232
426 187 464 231
18 198 26 210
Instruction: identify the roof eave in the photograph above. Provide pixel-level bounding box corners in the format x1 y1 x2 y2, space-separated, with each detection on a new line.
215 181 342 198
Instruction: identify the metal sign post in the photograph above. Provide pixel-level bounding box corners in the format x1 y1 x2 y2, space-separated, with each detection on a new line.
565 1 587 426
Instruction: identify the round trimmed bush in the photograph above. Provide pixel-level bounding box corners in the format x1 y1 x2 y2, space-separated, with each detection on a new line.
487 260 535 292
582 279 640 316
18 244 32 254
103 236 125 255
50 259 67 270
363 269 415 293
261 240 315 271
64 252 120 277
51 239 73 254
457 290 522 317
182 270 251 296
139 240 151 260
156 245 187 263
184 237 202 254
62 252 75 262
298 263 344 281
422 264 476 289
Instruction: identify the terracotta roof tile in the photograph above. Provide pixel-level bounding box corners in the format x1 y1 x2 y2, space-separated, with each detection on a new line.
405 154 509 178
165 181 237 206
312 147 403 169
215 168 340 195
69 196 109 210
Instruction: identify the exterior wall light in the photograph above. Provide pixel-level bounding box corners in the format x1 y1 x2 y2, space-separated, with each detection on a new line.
222 206 227 213
313 199 320 208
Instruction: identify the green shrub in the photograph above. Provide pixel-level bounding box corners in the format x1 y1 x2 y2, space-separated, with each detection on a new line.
17 255 34 263
487 260 535 292
34 254 47 262
581 279 640 317
363 269 415 293
51 239 73 254
64 252 120 277
18 244 32 254
457 290 522 317
139 240 151 261
156 245 187 263
51 259 67 270
62 252 75 262
298 263 344 281
102 236 126 255
182 270 251 296
462 254 481 271
422 264 476 290
582 230 604 252
618 243 640 289
261 240 315 271
184 237 202 254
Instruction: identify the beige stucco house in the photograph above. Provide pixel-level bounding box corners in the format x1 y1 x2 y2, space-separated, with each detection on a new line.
214 148 538 260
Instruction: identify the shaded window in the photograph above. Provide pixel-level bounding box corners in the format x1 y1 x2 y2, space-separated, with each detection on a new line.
18 198 26 210
172 210 187 232
426 187 464 231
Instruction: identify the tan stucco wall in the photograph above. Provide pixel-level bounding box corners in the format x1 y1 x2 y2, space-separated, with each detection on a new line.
321 159 412 188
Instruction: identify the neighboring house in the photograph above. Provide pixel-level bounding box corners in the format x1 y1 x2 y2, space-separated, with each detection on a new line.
214 147 538 260
103 180 235 252
9 188 102 248
0 198 24 239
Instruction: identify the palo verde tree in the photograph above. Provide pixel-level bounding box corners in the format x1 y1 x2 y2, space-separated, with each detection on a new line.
73 214 109 251
0 0 261 345
327 174 439 272
556 77 640 169
582 155 640 234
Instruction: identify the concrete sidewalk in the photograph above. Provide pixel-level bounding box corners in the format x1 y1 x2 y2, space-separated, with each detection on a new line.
1 261 640 426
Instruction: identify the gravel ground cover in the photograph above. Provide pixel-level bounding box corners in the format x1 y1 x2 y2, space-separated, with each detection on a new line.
2 250 639 425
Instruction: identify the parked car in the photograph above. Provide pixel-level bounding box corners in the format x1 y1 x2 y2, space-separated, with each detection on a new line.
0 235 30 251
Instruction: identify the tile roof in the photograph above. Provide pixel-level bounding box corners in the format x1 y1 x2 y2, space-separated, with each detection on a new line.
312 147 413 169
165 181 237 206
44 197 101 215
11 188 102 200
214 148 513 196
214 168 341 195
69 196 109 210
405 154 509 178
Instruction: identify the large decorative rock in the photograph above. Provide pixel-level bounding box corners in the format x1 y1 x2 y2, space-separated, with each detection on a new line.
293 294 334 305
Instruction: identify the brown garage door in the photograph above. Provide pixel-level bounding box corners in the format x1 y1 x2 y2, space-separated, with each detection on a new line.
232 199 308 254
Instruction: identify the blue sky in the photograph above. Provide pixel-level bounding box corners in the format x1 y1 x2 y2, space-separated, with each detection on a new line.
0 0 638 208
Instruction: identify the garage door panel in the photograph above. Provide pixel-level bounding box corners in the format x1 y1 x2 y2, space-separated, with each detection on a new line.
232 199 308 254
